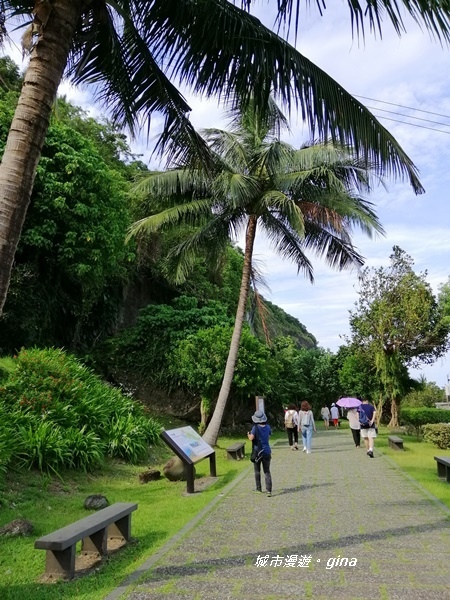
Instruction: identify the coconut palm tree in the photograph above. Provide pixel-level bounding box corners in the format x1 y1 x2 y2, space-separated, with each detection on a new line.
128 98 386 445
1 0 447 314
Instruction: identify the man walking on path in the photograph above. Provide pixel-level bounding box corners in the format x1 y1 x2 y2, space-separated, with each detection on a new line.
358 398 377 457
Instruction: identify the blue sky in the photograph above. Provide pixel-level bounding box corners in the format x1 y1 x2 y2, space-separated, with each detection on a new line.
3 4 450 386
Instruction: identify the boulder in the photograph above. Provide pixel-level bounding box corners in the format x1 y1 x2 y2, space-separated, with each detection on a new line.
0 518 33 537
139 469 161 483
163 456 195 481
84 494 109 510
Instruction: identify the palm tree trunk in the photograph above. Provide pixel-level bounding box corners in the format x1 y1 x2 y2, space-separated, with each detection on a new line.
202 215 258 446
0 0 83 315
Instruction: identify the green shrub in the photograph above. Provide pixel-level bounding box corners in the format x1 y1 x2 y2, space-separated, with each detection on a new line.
423 423 450 449
15 421 72 474
0 403 13 483
1 347 162 475
106 415 152 463
400 407 450 435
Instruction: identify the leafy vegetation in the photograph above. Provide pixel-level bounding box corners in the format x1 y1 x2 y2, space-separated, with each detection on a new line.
348 247 450 425
422 423 450 449
399 407 450 436
0 348 162 474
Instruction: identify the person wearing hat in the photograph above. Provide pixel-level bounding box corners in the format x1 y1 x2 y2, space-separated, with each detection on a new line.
247 410 272 497
330 403 340 428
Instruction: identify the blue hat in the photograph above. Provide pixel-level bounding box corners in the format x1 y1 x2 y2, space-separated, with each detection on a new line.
252 410 267 423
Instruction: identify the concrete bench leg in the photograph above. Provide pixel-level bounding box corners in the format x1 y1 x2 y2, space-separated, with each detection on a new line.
437 462 447 479
45 546 76 580
108 514 132 541
82 526 108 555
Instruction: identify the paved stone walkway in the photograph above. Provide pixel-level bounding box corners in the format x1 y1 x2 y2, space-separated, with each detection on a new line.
108 430 450 600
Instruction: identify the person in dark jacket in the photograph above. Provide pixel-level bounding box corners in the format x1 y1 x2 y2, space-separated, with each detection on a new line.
247 410 272 496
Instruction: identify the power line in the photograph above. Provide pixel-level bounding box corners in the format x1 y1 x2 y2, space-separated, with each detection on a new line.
366 105 450 129
370 114 450 135
354 94 450 121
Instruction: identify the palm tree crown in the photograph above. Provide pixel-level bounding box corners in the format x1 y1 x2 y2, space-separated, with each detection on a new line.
129 99 385 445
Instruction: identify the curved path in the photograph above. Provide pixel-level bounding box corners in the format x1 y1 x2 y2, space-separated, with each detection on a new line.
107 430 450 600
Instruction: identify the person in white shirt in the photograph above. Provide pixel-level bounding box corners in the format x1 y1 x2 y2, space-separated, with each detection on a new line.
346 408 361 448
284 404 299 450
330 403 340 428
320 405 330 430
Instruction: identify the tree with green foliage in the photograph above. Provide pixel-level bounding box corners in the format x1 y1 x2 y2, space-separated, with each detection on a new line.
348 247 450 426
171 325 272 432
130 99 386 444
3 0 447 316
337 345 382 402
0 110 134 352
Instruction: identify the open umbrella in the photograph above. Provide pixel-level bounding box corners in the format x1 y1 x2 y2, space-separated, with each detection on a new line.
336 397 361 409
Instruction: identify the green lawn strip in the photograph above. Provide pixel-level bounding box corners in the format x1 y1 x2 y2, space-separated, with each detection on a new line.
0 436 250 600
375 427 450 511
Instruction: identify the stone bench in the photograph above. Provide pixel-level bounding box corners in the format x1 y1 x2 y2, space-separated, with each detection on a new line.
388 435 404 451
434 456 450 483
34 501 137 580
226 442 245 460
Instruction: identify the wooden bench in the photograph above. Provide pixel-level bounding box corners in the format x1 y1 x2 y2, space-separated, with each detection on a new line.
226 442 245 460
34 501 137 580
388 435 404 451
434 456 450 483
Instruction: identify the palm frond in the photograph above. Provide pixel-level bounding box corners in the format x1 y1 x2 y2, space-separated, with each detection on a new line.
301 221 366 270
260 212 314 281
274 0 450 43
260 190 305 236
143 0 423 192
126 198 214 240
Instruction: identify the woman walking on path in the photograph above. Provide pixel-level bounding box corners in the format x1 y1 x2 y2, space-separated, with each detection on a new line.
298 401 316 454
346 408 361 448
247 410 273 496
320 404 330 430
284 403 299 449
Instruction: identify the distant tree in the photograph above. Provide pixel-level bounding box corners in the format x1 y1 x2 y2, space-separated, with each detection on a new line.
402 381 446 408
348 247 450 426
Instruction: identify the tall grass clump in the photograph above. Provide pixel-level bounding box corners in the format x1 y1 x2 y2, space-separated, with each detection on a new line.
0 347 162 474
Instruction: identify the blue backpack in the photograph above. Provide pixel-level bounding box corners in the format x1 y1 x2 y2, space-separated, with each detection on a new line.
358 408 370 428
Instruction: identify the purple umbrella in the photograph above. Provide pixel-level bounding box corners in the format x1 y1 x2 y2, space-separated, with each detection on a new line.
336 397 362 409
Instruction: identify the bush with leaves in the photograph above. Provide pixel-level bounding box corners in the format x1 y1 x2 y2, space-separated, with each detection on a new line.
399 407 450 436
422 423 450 449
0 348 162 473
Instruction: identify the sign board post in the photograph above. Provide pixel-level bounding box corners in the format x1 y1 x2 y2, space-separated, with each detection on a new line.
255 396 265 414
160 426 216 494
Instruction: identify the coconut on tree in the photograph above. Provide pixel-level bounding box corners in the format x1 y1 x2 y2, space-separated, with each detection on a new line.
128 98 387 445
3 0 448 315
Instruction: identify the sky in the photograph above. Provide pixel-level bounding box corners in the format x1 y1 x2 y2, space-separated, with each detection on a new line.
3 3 450 387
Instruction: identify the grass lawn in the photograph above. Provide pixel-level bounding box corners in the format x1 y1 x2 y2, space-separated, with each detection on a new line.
374 427 450 511
0 432 251 600
1 423 449 599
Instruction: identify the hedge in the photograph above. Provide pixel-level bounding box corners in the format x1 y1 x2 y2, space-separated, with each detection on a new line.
423 424 450 449
399 407 450 435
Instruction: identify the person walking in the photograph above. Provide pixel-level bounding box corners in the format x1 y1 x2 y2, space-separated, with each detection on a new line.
284 403 299 450
346 407 361 448
298 401 316 454
358 399 377 458
320 404 331 430
330 403 340 428
247 410 273 496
